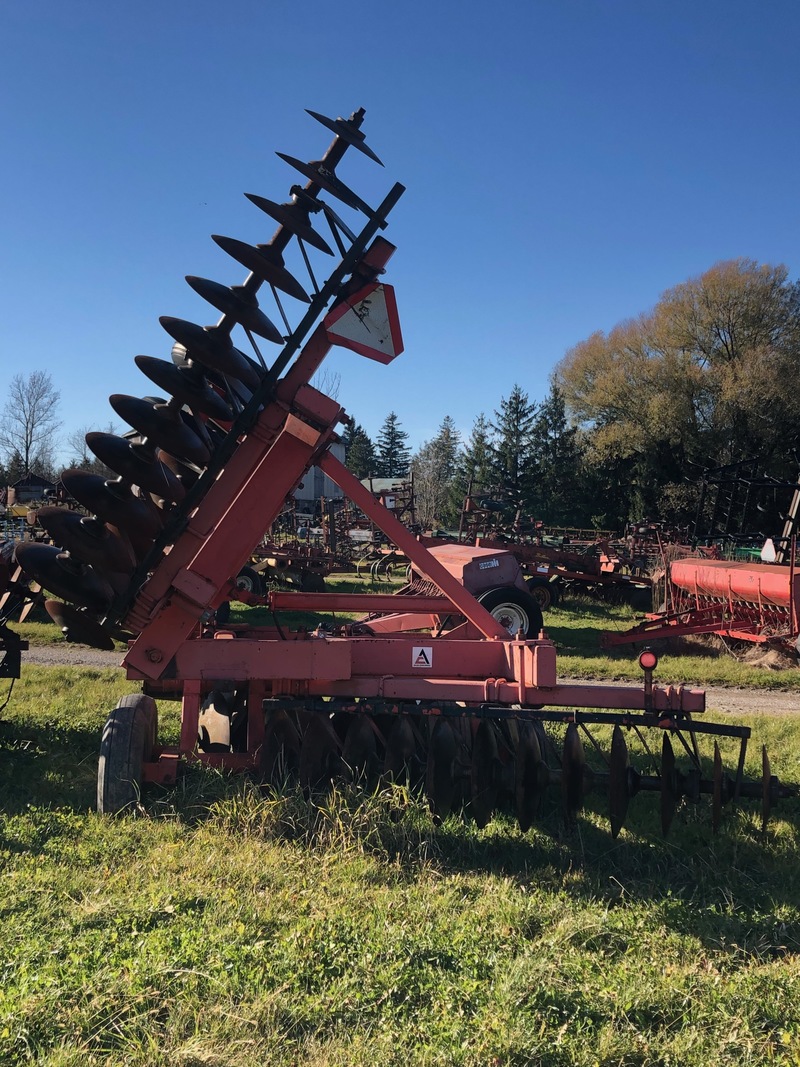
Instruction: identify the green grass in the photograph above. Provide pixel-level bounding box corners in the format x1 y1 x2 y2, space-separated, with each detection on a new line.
2 667 800 1065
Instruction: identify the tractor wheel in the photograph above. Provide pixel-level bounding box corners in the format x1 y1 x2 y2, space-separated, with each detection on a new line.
478 586 544 638
525 577 559 611
97 694 158 814
235 565 263 596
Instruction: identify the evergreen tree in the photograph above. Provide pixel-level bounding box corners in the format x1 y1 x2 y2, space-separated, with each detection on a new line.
411 415 461 530
452 413 495 511
529 384 585 526
491 385 538 520
374 411 411 478
343 422 377 479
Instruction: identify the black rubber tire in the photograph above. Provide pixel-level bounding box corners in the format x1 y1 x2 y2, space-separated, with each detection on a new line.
300 572 326 593
478 586 544 638
525 577 559 611
235 565 263 596
97 694 158 814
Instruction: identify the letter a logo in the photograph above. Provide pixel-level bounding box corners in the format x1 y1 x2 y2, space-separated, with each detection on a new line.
412 646 433 669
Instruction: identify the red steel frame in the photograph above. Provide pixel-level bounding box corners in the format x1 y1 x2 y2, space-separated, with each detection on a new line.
117 243 706 787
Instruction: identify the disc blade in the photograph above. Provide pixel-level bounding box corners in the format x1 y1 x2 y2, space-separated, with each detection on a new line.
609 725 630 838
515 723 547 832
305 109 384 165
109 395 211 467
299 714 340 794
159 317 263 389
470 719 498 829
761 746 772 834
60 470 163 559
44 599 116 650
260 709 301 784
341 716 376 782
85 433 186 503
185 276 284 344
135 355 235 422
661 734 677 837
425 719 456 820
383 716 416 782
276 153 374 216
244 193 333 254
14 543 113 612
562 722 585 823
211 236 311 302
35 506 136 575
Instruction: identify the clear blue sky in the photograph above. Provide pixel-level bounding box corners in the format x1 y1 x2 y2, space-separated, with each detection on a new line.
2 1 798 462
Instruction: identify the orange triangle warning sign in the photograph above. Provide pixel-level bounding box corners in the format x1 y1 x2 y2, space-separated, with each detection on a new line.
324 282 403 364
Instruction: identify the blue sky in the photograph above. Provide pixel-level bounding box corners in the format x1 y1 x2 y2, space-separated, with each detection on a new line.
2 1 798 462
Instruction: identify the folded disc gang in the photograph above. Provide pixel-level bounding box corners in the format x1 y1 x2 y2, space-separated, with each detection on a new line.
134 355 234 423
159 318 263 389
211 236 311 302
85 433 186 503
14 543 114 612
109 394 211 467
275 153 374 216
44 599 116 650
185 276 284 343
35 506 136 575
244 193 333 254
60 469 163 558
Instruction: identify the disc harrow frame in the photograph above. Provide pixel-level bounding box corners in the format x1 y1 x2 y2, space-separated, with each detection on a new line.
10 107 796 839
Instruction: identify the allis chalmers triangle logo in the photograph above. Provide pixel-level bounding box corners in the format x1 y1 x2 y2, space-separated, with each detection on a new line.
412 646 433 669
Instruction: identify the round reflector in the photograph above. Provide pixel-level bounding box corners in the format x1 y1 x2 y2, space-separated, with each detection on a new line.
639 649 658 671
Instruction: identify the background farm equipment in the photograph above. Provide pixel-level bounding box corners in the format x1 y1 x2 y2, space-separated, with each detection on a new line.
9 108 796 841
605 467 800 652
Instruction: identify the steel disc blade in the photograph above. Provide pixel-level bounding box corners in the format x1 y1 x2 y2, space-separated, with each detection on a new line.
135 356 234 423
211 236 311 302
609 725 631 838
44 599 116 650
85 433 186 503
562 723 586 823
260 709 301 784
59 470 163 558
712 742 723 833
661 734 678 837
276 153 373 216
109 395 211 467
159 317 262 390
515 723 547 832
35 506 136 575
425 720 457 820
185 277 284 344
383 716 416 782
470 719 499 829
157 450 201 490
299 714 340 793
14 543 113 612
341 716 376 782
305 109 384 165
761 746 772 833
244 193 333 254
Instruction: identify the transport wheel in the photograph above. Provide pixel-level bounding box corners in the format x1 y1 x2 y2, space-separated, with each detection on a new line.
525 577 559 611
97 694 158 814
478 587 544 638
235 565 263 595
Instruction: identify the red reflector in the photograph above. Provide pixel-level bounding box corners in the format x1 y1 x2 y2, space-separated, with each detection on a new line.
639 649 658 671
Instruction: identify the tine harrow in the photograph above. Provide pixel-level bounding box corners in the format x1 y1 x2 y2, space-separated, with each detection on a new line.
6 108 797 842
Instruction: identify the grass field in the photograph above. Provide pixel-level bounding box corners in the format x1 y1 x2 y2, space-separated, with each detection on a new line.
3 592 800 1065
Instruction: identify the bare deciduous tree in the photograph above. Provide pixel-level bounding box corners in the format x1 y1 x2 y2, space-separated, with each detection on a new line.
0 371 61 479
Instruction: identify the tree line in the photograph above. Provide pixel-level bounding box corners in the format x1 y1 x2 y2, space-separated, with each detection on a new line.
4 258 799 535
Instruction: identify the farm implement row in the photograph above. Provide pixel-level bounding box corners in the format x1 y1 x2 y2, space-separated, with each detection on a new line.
6 108 797 840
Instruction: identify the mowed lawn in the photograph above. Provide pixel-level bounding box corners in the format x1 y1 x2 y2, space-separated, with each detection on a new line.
2 602 800 1066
